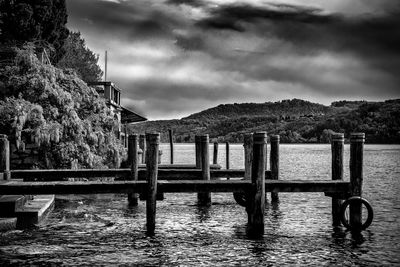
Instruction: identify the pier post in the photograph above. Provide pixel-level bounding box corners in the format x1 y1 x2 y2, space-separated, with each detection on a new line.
213 142 218 165
169 129 174 164
331 133 344 227
195 136 201 169
0 134 10 180
128 134 139 206
247 132 266 237
197 135 211 206
349 133 365 230
226 142 230 169
243 134 253 181
146 133 160 235
139 134 146 164
270 135 279 202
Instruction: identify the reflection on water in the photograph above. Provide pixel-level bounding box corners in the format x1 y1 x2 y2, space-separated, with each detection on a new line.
0 144 399 266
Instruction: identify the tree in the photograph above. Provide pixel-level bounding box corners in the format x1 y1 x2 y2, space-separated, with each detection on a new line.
0 46 124 169
0 0 69 62
57 32 103 82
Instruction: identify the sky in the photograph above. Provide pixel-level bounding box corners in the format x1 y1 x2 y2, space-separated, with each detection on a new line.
66 0 400 120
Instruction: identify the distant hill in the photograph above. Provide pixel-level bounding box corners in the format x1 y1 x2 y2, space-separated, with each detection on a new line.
128 99 400 144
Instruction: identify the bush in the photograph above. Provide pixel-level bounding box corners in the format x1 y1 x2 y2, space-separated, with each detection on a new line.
0 46 125 169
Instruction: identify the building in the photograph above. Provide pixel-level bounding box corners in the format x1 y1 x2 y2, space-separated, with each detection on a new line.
88 81 147 146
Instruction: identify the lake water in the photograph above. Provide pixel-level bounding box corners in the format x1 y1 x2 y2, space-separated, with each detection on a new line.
0 144 399 266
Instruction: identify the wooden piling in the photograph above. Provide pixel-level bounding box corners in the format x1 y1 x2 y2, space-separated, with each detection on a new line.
169 129 174 164
197 135 211 205
270 135 279 202
213 142 218 165
226 142 230 169
247 132 266 237
331 133 344 226
243 134 253 181
128 134 139 206
146 133 160 235
349 133 364 230
195 136 201 169
139 134 146 164
0 134 10 180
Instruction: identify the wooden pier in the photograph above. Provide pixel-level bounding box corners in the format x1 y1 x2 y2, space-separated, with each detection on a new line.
0 131 372 235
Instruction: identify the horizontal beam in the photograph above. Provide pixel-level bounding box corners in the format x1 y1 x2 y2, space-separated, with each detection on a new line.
0 180 349 195
11 169 271 181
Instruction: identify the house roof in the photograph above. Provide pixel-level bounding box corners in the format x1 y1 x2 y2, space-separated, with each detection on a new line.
121 106 147 124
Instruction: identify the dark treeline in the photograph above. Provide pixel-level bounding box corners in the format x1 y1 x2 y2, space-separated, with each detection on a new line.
129 99 400 144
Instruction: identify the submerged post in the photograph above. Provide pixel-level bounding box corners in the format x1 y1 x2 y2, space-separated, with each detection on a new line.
331 133 344 227
247 132 266 237
0 134 10 180
128 134 139 206
270 135 279 202
139 134 146 164
213 142 218 165
146 133 160 235
169 129 174 164
197 135 211 205
349 133 365 230
226 142 230 169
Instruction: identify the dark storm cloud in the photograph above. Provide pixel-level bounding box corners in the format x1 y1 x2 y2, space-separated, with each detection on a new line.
189 3 400 96
67 0 183 40
166 0 206 8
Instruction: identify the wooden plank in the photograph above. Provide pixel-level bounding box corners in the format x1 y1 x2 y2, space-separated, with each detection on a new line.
0 180 350 195
15 168 271 181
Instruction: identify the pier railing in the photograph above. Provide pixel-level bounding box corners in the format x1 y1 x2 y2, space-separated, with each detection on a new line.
0 132 371 236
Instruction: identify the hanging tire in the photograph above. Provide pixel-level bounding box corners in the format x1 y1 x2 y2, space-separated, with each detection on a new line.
233 192 248 207
340 196 373 230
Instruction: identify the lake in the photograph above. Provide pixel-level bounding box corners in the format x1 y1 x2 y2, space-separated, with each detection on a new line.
0 144 399 266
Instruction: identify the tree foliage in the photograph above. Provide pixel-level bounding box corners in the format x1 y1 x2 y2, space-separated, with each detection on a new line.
57 31 103 83
130 99 400 144
0 0 69 62
0 46 125 169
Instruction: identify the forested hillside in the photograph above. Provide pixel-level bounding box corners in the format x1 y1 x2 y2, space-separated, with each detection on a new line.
129 99 400 144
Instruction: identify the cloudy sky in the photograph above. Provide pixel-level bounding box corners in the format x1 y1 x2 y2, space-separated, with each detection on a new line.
66 0 400 120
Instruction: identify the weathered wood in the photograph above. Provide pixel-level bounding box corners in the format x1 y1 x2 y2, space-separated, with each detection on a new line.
243 134 253 180
226 142 230 170
350 133 364 230
270 135 279 202
128 134 139 206
331 133 344 227
195 136 201 169
139 134 146 164
233 134 252 207
213 142 218 165
0 180 350 195
197 135 211 205
146 133 160 235
247 132 266 237
169 129 174 164
14 168 271 181
0 134 10 180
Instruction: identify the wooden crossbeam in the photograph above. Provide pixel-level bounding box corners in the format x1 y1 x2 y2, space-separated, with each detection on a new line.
11 169 271 181
0 180 349 195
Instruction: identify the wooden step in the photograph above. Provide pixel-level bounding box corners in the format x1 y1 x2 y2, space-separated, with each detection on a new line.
16 195 55 228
